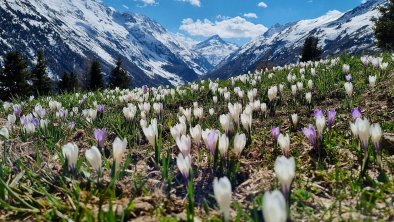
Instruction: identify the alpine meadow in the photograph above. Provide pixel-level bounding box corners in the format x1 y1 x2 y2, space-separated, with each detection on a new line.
0 0 393 221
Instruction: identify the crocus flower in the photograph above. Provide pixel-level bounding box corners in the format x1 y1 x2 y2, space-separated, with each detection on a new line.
263 190 287 222
85 146 102 172
305 92 312 104
213 177 232 222
351 107 362 120
142 119 158 147
277 134 290 157
176 135 191 157
62 143 79 171
268 86 278 101
327 109 336 129
370 123 382 152
96 105 105 113
202 129 219 155
356 118 370 150
344 82 353 98
271 126 280 141
190 124 202 146
7 114 16 125
23 123 36 135
113 137 127 170
345 74 352 82
315 114 326 138
220 114 234 134
123 106 137 121
240 113 252 133
314 109 324 119
94 128 107 149
291 114 298 127
0 127 9 139
13 105 22 116
177 153 191 180
218 134 229 158
368 75 376 88
233 133 246 156
302 124 317 149
274 156 296 199
228 103 242 126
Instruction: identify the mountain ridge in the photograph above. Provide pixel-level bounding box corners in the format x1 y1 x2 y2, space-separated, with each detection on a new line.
207 0 385 80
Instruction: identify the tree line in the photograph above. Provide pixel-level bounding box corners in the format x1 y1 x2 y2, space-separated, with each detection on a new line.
0 50 131 100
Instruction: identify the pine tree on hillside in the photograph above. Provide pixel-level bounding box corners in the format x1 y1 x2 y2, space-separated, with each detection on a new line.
374 0 394 50
300 36 322 62
69 72 79 91
109 58 131 89
89 60 104 90
31 49 52 96
0 51 30 100
58 72 70 92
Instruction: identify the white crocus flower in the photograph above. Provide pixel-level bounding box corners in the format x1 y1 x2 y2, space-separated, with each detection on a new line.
277 133 290 157
274 156 295 198
177 153 191 179
176 135 191 156
62 143 79 171
263 190 287 222
85 146 102 172
233 133 246 156
218 134 229 157
113 137 127 170
213 177 232 222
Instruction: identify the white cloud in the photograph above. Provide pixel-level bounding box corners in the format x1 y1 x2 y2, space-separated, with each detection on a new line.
243 13 258 19
136 0 157 6
177 0 201 7
179 16 268 39
173 33 199 49
122 4 129 9
258 1 268 8
361 0 367 3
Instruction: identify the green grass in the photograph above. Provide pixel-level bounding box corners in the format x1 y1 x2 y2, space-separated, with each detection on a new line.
0 53 393 221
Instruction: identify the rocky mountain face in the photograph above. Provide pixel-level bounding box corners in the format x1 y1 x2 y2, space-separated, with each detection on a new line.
192 35 239 67
0 0 211 86
208 0 386 80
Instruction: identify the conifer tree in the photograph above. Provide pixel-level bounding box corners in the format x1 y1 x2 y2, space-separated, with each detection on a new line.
0 51 30 100
374 0 394 50
31 49 52 96
58 72 70 92
89 59 104 90
109 58 130 89
300 36 322 62
69 72 79 91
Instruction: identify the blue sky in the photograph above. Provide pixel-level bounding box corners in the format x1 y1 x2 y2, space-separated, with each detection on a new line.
102 0 366 45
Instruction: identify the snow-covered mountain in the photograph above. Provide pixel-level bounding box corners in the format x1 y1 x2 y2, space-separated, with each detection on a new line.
192 35 239 67
0 0 211 86
208 0 386 80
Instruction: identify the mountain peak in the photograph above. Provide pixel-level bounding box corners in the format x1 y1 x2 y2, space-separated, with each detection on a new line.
193 35 239 67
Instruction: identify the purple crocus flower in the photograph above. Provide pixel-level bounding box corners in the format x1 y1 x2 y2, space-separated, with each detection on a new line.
345 74 352 82
94 128 107 149
302 124 317 149
13 105 22 116
314 109 324 119
271 126 280 141
96 105 105 113
143 85 149 93
327 109 336 129
351 107 362 120
31 118 39 127
206 130 219 154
